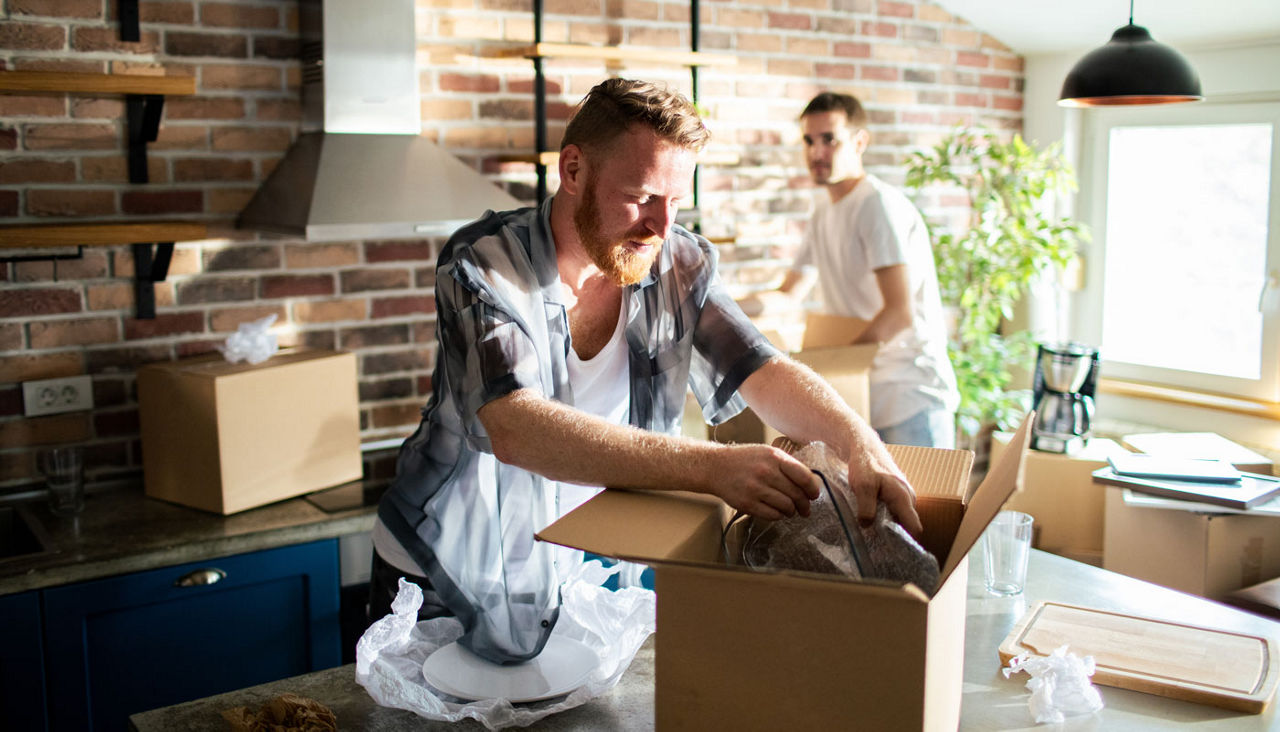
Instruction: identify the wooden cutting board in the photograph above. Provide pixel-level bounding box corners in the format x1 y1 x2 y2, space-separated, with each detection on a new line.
998 601 1279 713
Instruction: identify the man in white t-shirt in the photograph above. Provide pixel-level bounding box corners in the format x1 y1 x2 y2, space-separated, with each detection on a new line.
741 92 959 447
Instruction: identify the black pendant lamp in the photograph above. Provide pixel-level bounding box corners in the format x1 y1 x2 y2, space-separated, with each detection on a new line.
1058 0 1203 107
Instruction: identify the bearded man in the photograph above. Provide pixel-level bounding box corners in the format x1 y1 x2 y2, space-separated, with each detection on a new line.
369 78 920 665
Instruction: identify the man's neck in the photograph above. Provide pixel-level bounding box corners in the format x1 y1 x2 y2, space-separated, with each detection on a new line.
826 173 865 203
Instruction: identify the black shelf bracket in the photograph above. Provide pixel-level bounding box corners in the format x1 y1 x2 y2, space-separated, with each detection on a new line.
126 94 165 184
132 241 174 320
119 0 140 42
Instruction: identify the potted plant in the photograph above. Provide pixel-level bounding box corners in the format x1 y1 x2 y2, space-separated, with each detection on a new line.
905 127 1086 442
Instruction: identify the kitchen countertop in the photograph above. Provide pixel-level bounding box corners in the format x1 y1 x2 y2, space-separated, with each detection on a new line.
130 550 1280 731
0 480 379 596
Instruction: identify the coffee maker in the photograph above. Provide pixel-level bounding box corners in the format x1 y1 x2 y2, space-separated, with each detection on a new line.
1030 342 1099 454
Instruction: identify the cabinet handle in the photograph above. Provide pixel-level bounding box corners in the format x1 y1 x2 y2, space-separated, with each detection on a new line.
174 568 226 587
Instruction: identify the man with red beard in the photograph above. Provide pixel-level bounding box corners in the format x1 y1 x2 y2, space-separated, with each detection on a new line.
369 78 919 665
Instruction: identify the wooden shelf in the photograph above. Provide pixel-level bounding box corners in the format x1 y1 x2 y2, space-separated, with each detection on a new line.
0 71 196 96
482 43 736 68
0 221 208 249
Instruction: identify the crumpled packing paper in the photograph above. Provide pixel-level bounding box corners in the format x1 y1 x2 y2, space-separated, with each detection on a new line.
355 560 655 730
1003 644 1105 724
219 314 279 364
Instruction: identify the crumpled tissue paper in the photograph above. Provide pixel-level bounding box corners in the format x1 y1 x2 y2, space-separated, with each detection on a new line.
355 560 655 730
1003 644 1105 724
219 314 279 364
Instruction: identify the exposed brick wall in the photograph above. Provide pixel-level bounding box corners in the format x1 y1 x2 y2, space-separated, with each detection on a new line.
0 0 1022 492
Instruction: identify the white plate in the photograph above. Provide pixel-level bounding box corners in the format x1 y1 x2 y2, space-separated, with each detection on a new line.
421 635 598 703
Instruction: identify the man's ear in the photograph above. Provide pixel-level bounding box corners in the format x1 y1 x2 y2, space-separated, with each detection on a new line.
559 144 585 195
853 128 871 155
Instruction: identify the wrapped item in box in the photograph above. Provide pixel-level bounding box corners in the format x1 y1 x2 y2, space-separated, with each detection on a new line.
539 415 1033 730
138 348 362 515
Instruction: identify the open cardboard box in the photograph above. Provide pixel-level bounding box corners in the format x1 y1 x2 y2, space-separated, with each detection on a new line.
539 415 1033 730
712 312 878 445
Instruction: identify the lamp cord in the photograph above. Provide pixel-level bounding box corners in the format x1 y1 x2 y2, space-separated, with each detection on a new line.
1129 0 1134 25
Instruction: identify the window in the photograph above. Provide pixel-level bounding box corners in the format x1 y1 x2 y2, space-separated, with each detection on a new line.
1074 100 1280 403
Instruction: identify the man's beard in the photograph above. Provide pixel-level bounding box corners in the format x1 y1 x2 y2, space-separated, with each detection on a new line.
573 175 663 287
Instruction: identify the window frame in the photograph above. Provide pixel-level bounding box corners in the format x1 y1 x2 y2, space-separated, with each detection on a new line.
1072 98 1280 403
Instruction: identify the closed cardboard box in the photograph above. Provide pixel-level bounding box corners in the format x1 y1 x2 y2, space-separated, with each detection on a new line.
991 432 1132 565
711 313 877 445
539 416 1032 730
138 348 362 515
1103 487 1280 599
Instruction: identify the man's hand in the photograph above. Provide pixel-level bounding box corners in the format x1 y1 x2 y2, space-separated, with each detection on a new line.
846 449 923 537
706 444 822 520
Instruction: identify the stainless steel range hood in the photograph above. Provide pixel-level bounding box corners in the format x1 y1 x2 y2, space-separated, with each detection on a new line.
237 0 521 242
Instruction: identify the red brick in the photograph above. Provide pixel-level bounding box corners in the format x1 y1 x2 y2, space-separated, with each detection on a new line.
123 311 205 340
152 124 209 151
340 269 411 293
861 20 898 37
27 188 116 216
767 11 810 30
52 249 110 280
0 158 76 183
860 65 900 82
370 402 420 430
72 26 160 53
292 298 367 323
957 51 990 68
439 73 501 93
165 31 247 58
207 187 254 214
0 128 16 150
163 96 246 121
993 95 1023 111
200 2 281 28
254 98 301 121
203 245 280 271
252 35 298 60
816 62 858 80
94 408 139 437
208 305 286 333
16 57 105 73
371 295 435 318
29 317 120 348
200 64 283 91
0 323 22 351
261 273 334 298
24 123 118 150
0 413 91 448
955 92 987 107
71 97 126 119
339 323 410 349
121 189 203 214
284 242 359 269
210 125 292 151
12 0 103 18
0 191 18 216
365 240 435 263
0 94 67 117
877 0 913 18
176 277 256 304
80 155 166 183
138 0 195 24
173 157 253 181
0 287 82 317
0 21 66 50
833 41 871 58
0 386 22 417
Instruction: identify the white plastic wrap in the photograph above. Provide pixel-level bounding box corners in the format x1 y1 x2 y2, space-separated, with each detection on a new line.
355 560 655 730
219 314 279 364
1003 644 1105 724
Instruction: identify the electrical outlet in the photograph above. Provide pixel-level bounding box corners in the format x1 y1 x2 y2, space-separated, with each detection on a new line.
22 375 94 417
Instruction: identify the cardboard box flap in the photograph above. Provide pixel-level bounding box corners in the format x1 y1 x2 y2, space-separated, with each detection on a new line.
802 313 869 348
940 413 1033 582
536 488 727 565
142 348 335 378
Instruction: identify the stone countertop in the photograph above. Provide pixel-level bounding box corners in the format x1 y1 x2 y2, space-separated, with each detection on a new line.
130 551 1280 731
0 480 379 596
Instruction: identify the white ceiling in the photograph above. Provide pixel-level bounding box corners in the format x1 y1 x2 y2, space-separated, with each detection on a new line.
935 0 1280 55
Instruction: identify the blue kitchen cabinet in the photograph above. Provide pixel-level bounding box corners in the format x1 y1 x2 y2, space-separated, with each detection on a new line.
42 539 341 731
0 590 47 731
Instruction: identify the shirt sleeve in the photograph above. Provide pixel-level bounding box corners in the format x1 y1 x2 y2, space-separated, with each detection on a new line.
859 189 911 271
435 251 549 445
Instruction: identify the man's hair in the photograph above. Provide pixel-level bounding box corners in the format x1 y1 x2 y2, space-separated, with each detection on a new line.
561 78 709 155
801 91 869 131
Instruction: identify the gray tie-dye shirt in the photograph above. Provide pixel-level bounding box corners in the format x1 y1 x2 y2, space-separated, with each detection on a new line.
378 196 779 664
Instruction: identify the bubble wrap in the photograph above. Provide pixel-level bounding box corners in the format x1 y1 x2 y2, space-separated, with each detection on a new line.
740 442 940 594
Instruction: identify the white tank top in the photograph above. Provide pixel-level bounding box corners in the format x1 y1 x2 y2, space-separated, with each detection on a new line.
373 299 631 578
